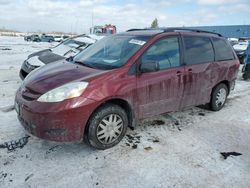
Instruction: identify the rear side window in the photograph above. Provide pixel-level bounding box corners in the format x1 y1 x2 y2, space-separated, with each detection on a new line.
183 36 214 64
212 37 235 61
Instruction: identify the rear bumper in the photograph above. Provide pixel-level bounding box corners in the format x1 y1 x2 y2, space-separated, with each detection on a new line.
15 90 98 142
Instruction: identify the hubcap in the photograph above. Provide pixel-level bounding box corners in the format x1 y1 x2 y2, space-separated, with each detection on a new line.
215 88 227 107
96 114 123 144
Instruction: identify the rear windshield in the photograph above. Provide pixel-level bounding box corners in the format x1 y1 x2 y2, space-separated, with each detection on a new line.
63 38 86 48
73 35 150 70
212 37 235 61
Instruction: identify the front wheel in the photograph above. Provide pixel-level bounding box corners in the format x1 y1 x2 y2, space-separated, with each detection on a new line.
210 83 228 111
86 104 128 150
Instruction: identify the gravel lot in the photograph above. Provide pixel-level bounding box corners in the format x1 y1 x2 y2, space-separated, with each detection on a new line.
0 36 250 188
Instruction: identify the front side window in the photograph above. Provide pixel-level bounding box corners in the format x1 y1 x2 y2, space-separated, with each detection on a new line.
74 35 150 70
183 36 214 65
141 36 180 70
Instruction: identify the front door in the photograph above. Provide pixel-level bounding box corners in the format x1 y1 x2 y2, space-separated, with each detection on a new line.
136 36 185 119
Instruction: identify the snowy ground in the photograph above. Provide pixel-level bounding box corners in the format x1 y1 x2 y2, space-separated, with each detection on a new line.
0 36 250 188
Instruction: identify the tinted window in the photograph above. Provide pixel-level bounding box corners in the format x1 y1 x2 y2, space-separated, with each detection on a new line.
212 37 235 61
183 36 214 64
141 37 180 70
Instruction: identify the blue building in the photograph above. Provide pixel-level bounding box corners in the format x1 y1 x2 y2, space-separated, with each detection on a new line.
189 25 250 38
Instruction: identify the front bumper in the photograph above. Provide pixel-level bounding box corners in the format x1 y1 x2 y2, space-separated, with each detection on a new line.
15 89 98 142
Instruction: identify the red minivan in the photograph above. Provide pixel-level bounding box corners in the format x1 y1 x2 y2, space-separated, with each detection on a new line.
15 28 240 149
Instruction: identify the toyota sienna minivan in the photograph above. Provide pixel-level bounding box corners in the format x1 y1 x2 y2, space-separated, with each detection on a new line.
15 28 240 149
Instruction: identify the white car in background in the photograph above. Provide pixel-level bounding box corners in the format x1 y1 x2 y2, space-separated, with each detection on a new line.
233 40 249 64
54 36 64 42
19 34 105 80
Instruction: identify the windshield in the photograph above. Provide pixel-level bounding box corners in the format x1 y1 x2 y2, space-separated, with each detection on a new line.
74 35 150 70
52 36 97 57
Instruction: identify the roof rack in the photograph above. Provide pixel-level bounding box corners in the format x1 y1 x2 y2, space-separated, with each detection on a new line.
163 27 222 37
126 27 222 37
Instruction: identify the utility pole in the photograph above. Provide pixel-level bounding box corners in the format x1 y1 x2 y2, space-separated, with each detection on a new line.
91 8 94 28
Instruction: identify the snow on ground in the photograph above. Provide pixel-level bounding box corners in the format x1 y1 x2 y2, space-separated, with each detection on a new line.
0 36 250 188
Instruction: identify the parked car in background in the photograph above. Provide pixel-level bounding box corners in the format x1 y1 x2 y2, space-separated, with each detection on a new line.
39 34 55 42
19 34 105 80
24 34 40 42
90 24 117 34
24 35 32 41
15 28 239 150
24 34 55 42
233 40 249 64
63 35 70 40
54 36 63 42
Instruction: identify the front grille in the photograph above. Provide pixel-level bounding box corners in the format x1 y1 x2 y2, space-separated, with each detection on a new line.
21 87 41 101
20 69 28 80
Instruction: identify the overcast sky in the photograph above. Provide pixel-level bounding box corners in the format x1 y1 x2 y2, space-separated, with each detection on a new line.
0 0 249 34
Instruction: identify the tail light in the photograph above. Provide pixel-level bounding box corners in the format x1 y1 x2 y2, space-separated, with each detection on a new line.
236 60 240 69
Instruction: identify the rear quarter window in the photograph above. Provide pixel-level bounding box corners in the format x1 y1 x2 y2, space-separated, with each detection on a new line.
212 37 235 61
183 36 214 65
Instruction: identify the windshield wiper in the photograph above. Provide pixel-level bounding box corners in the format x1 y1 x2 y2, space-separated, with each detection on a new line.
66 56 74 62
74 61 95 69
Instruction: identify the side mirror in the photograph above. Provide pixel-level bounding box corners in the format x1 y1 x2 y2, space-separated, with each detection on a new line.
140 61 159 73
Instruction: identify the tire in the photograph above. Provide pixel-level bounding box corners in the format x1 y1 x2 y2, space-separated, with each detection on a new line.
210 83 228 111
86 104 128 150
242 65 245 73
243 73 248 80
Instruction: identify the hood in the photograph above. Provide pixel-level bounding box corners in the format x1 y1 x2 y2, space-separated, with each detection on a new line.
23 61 107 95
28 50 65 65
38 51 65 64
28 49 51 59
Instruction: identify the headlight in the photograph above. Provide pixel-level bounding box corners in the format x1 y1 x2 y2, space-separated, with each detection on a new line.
28 56 45 67
37 82 88 102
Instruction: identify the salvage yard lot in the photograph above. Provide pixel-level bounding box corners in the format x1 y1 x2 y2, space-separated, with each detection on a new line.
0 36 250 188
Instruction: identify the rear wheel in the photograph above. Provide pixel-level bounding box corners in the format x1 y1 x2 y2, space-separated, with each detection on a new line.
210 83 228 111
86 104 128 150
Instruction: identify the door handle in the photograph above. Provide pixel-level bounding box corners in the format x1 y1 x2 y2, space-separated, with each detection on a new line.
176 71 182 76
187 68 192 74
